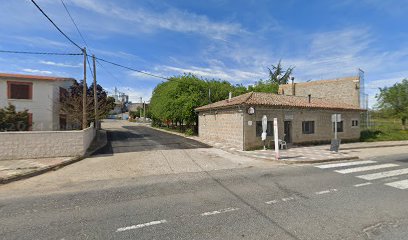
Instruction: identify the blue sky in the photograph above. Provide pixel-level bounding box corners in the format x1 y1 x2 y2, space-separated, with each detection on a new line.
1 0 408 106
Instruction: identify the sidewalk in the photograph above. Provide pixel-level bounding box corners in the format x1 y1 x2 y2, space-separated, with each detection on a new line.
0 130 107 184
149 126 408 163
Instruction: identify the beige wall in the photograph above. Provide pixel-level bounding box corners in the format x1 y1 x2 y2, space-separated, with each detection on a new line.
0 78 73 131
0 125 95 160
243 107 361 150
198 108 244 149
279 77 360 107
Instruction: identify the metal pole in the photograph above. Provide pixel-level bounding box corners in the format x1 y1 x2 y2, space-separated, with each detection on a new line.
92 54 98 129
82 47 87 129
143 101 146 123
334 116 338 140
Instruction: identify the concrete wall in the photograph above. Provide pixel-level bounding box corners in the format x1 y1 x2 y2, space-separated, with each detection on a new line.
0 126 95 160
0 78 73 131
243 107 361 150
279 77 360 107
198 108 244 149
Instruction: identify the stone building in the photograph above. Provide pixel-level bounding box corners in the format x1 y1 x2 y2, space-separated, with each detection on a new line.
279 76 361 108
195 92 364 150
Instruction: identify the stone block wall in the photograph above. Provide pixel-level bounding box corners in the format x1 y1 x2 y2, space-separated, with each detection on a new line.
279 77 360 107
198 108 243 149
243 107 361 150
0 126 95 160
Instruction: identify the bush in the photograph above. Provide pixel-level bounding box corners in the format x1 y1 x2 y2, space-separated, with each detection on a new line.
360 130 383 141
185 128 194 136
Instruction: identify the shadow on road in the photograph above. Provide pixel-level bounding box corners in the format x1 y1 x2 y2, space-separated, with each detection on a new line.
93 126 211 156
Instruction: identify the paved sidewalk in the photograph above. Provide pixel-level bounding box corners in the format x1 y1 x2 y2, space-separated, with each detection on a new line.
0 130 107 184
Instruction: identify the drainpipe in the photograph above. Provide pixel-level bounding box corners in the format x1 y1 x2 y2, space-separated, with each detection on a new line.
308 94 311 103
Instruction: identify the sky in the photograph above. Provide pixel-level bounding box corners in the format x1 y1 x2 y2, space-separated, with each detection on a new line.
1 0 408 107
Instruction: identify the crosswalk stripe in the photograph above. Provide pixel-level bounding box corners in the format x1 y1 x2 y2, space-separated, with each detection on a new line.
315 160 376 169
357 168 408 180
334 164 399 174
385 179 408 189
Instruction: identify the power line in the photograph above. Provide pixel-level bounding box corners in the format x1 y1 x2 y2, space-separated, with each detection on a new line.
0 50 82 55
60 0 88 48
95 59 124 85
94 57 169 80
30 0 83 51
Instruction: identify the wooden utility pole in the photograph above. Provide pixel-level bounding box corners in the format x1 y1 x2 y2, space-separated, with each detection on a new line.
92 54 98 129
82 47 87 129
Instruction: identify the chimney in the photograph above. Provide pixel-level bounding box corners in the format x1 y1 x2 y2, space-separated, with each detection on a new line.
291 77 295 96
308 94 311 103
228 92 232 100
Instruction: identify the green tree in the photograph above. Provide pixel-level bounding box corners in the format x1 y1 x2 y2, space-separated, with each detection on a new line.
376 79 408 129
248 79 279 93
267 60 294 85
0 104 31 131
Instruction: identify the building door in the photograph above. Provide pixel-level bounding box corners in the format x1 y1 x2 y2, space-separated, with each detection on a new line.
284 121 292 143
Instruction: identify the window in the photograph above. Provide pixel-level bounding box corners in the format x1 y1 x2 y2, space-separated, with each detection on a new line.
333 121 343 132
352 120 359 127
256 121 274 136
7 81 32 99
302 121 315 134
59 87 68 102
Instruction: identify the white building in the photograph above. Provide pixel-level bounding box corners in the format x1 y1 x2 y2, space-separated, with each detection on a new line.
0 73 75 131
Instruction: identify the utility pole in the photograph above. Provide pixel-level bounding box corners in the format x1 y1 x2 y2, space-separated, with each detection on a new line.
82 47 87 129
143 101 146 123
92 54 98 129
139 97 142 122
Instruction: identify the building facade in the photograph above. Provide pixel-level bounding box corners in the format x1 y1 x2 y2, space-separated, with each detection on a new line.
196 92 363 150
279 76 361 108
0 73 75 131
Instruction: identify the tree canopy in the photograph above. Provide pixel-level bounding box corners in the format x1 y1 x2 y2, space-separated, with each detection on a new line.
267 60 294 85
60 80 115 129
376 79 408 129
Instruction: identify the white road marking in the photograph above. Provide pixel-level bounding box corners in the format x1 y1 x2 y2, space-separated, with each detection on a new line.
385 179 408 189
335 164 399 174
281 197 295 202
315 160 376 169
116 219 167 232
315 189 338 195
200 207 239 216
357 168 408 180
354 182 372 187
265 200 278 204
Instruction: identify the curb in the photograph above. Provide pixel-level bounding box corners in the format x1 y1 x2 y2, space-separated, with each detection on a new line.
281 156 360 164
0 130 108 185
340 143 408 150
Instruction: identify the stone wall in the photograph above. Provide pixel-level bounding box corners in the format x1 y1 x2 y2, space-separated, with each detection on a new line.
279 77 360 107
243 107 361 150
0 126 95 160
198 108 243 149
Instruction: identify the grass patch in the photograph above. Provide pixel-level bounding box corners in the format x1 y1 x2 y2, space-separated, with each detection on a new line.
361 118 408 142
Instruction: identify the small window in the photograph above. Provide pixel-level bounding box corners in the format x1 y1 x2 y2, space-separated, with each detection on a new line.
352 120 359 127
333 121 343 132
60 87 68 102
7 81 32 99
256 121 274 136
302 121 315 134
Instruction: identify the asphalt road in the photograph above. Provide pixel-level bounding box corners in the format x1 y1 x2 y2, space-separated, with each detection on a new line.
1 123 408 239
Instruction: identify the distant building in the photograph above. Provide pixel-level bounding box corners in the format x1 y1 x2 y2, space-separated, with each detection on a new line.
196 92 364 150
0 73 75 131
278 75 363 109
109 87 129 115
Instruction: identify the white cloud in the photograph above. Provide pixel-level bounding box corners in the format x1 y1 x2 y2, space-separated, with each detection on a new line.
22 68 53 75
39 61 81 68
68 0 244 39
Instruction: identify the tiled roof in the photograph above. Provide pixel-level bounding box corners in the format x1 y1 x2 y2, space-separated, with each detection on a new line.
0 72 74 81
195 92 363 111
